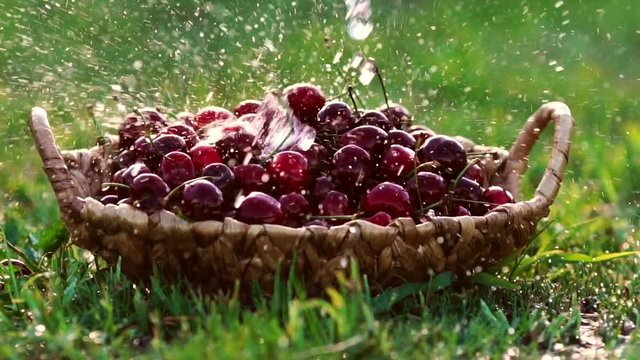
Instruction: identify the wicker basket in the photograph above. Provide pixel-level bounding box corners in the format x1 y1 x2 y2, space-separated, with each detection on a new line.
29 102 574 295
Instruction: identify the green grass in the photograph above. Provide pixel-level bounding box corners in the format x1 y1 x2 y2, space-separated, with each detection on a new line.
1 0 640 358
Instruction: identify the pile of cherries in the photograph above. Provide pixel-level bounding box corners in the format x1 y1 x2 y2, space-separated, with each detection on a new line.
99 83 514 228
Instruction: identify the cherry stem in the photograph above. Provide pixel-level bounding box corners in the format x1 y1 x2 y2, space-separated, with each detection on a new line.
450 196 501 207
414 199 444 216
308 213 362 221
134 108 178 166
452 158 482 192
445 158 483 213
163 176 216 203
347 85 360 118
401 161 439 182
101 182 130 190
373 61 390 110
466 150 500 156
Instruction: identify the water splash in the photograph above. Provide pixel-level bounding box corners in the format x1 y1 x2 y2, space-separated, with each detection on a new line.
345 0 373 41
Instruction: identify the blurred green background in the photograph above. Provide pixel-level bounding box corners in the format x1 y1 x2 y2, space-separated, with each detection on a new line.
1 1 640 357
1 0 638 253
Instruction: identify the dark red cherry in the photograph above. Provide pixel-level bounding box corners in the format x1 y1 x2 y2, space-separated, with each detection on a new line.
233 100 261 117
406 172 447 210
160 151 195 189
236 192 283 225
316 101 354 133
312 176 335 204
318 191 351 224
133 134 187 169
294 143 328 177
364 211 393 226
188 143 222 175
387 129 417 149
108 168 129 198
233 164 269 194
153 134 187 156
284 83 326 124
122 163 152 187
417 135 467 178
339 125 388 157
130 173 170 213
160 123 198 149
176 111 196 128
118 109 167 149
464 164 486 186
332 144 371 188
202 163 235 191
267 151 310 192
378 103 412 129
382 145 416 181
362 182 413 218
195 106 234 129
116 149 137 169
453 177 486 216
215 129 259 167
358 110 392 132
180 180 223 221
483 186 514 210
453 205 471 216
100 195 119 205
279 193 311 227
410 128 436 148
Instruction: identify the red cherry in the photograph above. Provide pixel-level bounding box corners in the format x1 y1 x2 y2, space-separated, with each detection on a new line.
236 192 283 225
279 193 311 227
160 123 198 149
267 151 310 192
316 101 354 133
180 179 224 221
483 186 514 210
453 177 486 216
378 103 412 129
464 164 486 186
188 143 222 175
118 109 167 149
453 205 471 216
339 125 388 157
318 190 351 225
130 173 170 213
358 110 392 132
176 111 196 128
284 83 326 124
364 211 393 226
362 182 413 218
387 129 417 149
381 145 416 181
417 135 467 179
195 106 234 129
160 151 195 189
406 171 447 210
332 144 371 188
233 100 261 117
233 164 269 194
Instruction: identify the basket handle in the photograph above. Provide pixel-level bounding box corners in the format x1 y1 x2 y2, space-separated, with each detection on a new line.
500 101 574 207
28 107 81 224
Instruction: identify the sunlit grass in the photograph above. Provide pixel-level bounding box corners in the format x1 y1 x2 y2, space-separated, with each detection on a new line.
1 0 639 358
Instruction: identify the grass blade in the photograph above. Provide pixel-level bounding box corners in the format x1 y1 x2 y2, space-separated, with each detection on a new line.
371 271 452 314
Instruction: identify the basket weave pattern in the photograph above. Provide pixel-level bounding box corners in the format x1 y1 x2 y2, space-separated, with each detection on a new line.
29 103 574 294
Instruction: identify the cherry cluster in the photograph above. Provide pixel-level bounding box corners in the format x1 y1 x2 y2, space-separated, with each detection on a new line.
99 83 514 228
